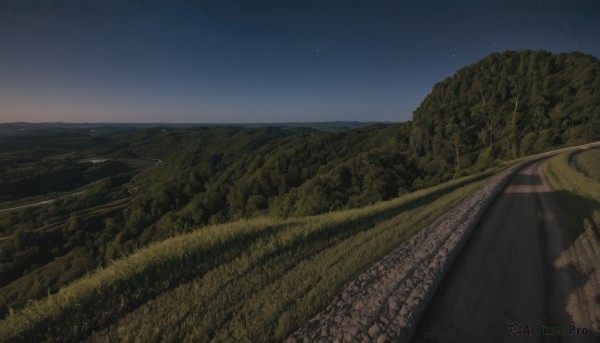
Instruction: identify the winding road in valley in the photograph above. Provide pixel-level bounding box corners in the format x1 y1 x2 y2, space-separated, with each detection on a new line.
0 191 84 213
412 158 600 342
0 157 163 214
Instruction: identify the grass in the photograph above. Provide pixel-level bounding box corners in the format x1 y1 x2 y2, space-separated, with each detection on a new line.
543 149 600 237
0 164 509 343
572 148 600 182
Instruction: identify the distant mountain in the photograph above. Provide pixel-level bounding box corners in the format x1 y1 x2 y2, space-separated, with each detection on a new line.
0 121 383 136
411 50 600 179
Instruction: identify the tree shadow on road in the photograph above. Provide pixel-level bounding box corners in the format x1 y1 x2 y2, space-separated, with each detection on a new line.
412 185 600 342
552 189 600 243
509 173 543 186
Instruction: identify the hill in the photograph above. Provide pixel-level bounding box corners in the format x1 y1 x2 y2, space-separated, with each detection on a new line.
0 165 505 342
411 50 600 179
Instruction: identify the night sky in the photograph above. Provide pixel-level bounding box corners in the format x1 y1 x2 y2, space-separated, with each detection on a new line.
1 0 599 123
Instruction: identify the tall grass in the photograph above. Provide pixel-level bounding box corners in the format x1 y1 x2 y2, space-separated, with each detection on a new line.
572 148 600 182
0 165 506 343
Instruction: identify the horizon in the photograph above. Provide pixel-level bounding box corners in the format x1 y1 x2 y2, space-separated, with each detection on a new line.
1 1 599 123
0 120 395 125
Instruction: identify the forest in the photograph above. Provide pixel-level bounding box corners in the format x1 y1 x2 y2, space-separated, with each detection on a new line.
0 50 599 319
411 50 599 175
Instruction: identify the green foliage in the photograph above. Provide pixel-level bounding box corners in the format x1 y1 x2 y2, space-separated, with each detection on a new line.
0 147 134 204
572 148 600 182
544 149 600 238
411 50 600 176
0 167 500 342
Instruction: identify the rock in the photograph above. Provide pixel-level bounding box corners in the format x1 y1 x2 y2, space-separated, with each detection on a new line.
387 298 398 310
368 324 380 337
348 326 358 336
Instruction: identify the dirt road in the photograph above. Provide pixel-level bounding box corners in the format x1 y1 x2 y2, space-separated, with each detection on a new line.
412 159 600 342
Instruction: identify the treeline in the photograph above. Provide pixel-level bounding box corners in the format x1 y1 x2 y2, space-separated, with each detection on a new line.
146 124 417 239
103 124 417 252
411 50 600 181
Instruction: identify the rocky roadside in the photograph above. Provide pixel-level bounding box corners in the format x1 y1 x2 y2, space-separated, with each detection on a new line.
285 161 527 343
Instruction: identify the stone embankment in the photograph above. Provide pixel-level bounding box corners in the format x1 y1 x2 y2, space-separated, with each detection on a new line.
286 161 530 343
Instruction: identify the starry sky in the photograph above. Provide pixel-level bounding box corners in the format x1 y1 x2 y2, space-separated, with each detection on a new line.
1 0 599 123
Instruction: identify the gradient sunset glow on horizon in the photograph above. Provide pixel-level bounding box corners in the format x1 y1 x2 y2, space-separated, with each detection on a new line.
1 0 599 123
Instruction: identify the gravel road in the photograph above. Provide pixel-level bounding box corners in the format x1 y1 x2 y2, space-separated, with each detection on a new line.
288 143 600 343
287 158 523 342
412 159 600 342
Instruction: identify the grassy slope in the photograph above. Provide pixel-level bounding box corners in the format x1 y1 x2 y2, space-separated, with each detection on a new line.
572 148 600 182
0 163 512 343
543 148 600 237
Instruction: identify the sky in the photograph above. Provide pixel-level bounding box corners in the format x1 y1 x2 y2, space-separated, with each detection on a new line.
0 0 599 123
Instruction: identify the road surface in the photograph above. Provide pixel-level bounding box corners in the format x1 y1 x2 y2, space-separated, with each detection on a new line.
412 159 600 342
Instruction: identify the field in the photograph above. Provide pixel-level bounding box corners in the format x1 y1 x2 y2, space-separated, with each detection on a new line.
0 163 508 342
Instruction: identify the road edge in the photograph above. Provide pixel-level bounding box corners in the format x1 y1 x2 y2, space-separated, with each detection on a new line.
286 142 600 342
